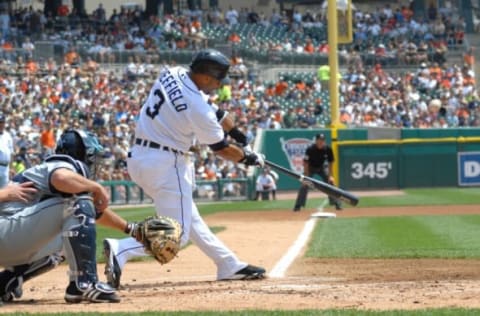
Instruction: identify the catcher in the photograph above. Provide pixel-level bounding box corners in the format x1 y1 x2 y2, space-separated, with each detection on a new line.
0 129 181 304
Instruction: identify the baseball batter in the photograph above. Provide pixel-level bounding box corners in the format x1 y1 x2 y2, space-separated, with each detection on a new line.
0 129 120 304
103 49 266 287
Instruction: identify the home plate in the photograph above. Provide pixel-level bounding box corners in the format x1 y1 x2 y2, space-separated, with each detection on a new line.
311 211 336 218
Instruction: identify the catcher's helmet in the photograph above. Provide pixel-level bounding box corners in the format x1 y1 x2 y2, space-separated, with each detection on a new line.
55 129 104 167
190 49 230 81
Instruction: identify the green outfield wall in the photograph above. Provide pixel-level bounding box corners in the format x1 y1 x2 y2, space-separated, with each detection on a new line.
261 129 480 190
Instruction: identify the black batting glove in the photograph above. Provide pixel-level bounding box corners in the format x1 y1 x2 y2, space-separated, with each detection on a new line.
240 151 265 167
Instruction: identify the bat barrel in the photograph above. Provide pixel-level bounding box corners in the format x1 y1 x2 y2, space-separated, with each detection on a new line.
264 160 359 206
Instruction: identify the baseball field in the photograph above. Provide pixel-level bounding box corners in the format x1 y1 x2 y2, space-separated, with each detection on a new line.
1 187 480 315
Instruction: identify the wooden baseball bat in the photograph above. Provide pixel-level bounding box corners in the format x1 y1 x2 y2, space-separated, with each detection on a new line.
264 160 359 206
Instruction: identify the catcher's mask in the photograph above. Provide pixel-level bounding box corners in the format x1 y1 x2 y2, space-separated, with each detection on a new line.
55 128 104 178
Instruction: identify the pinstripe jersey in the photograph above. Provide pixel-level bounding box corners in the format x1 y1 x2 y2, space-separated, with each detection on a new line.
134 66 224 152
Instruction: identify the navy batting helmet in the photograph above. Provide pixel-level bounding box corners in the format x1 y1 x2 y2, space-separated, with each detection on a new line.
190 49 230 81
55 129 104 167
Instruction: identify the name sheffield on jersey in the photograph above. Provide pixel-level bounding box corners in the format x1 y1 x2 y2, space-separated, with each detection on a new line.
160 69 187 112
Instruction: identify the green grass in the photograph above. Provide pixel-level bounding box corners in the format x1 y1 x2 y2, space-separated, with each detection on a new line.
307 214 480 258
198 187 480 214
355 187 480 207
4 308 480 315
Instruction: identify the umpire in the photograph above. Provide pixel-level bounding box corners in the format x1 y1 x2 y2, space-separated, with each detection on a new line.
293 133 342 211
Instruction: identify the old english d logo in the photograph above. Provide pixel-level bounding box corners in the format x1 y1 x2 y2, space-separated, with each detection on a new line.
280 137 312 174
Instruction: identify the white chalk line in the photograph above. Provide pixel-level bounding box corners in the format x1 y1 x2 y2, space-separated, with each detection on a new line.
268 216 318 278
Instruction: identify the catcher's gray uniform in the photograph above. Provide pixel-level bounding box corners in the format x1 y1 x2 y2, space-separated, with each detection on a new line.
0 130 119 304
0 156 85 266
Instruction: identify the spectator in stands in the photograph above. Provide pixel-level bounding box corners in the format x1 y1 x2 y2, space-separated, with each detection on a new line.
225 6 239 25
427 3 437 22
318 40 329 54
274 76 289 96
93 3 107 24
283 107 297 128
228 31 241 44
25 57 38 75
40 120 56 156
463 47 475 70
0 9 9 40
1 37 14 62
255 167 276 200
317 64 330 90
57 2 69 17
281 37 292 52
432 44 447 65
21 37 35 60
64 46 80 66
404 41 418 64
83 56 99 72
217 78 232 103
304 38 315 54
432 18 446 39
270 8 282 26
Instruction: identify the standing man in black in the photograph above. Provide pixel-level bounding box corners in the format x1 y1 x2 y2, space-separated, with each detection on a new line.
293 133 342 211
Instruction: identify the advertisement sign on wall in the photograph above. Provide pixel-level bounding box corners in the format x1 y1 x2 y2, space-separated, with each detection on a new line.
458 152 480 186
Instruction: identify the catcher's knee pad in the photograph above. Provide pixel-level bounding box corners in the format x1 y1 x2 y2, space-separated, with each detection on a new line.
63 196 98 286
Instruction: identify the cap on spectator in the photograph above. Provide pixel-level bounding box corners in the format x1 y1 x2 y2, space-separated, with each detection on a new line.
315 133 325 140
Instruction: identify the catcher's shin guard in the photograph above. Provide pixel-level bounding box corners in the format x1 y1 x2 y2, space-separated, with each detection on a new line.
0 254 65 301
62 197 98 287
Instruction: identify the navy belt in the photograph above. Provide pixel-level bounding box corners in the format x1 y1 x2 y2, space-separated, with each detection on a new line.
135 138 185 155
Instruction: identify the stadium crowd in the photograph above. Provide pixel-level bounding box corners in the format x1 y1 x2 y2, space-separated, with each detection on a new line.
0 0 467 65
0 2 477 191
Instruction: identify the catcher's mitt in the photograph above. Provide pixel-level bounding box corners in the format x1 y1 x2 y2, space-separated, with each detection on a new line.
134 215 182 264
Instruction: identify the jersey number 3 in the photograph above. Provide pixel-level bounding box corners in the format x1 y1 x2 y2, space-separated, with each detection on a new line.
146 89 165 119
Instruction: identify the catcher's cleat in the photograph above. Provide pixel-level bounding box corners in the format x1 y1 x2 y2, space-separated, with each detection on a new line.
103 239 122 289
0 270 23 303
64 281 120 303
220 265 266 281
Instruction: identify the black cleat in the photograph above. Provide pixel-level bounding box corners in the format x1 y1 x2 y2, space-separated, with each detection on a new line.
0 270 23 303
64 281 120 303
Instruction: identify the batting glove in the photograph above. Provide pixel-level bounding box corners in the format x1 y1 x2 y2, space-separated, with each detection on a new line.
240 151 265 167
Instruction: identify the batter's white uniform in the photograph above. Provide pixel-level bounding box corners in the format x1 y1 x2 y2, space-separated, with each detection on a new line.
110 66 248 279
0 130 13 188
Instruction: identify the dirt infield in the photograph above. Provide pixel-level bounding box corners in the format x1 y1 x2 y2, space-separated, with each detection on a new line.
1 204 480 313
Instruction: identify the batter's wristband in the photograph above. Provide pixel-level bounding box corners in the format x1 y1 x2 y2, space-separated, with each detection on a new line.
228 127 247 146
